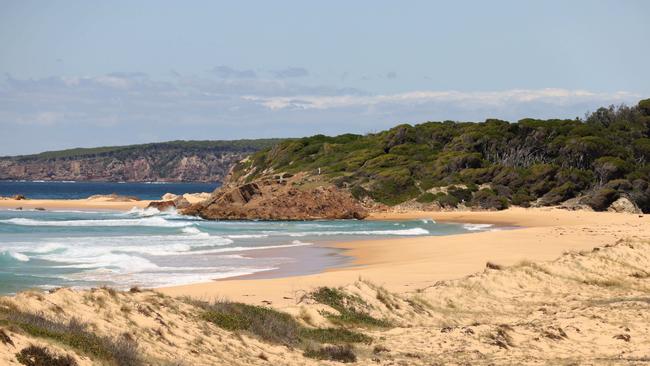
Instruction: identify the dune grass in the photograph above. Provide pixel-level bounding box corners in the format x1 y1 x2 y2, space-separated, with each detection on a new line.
197 300 371 346
0 310 140 366
311 287 391 327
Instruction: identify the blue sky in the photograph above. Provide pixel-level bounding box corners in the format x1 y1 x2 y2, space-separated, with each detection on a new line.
1 0 649 155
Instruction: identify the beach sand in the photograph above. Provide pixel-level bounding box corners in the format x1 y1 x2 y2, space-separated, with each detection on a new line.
0 197 151 211
159 207 650 307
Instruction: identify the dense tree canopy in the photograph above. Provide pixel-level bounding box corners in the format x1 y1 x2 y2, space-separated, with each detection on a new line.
233 99 650 212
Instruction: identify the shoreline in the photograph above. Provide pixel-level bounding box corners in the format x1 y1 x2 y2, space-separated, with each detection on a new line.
2 199 648 309
158 207 649 308
0 198 151 211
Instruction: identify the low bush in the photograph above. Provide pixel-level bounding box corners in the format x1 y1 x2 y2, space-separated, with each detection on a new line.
582 188 619 211
3 312 140 366
196 300 371 347
311 287 391 327
303 344 357 363
15 345 78 366
434 193 460 208
416 192 435 203
470 189 509 210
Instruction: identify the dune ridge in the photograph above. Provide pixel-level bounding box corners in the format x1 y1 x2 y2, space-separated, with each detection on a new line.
1 236 649 365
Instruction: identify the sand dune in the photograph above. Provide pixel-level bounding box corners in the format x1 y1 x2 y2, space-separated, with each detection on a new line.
1 236 648 364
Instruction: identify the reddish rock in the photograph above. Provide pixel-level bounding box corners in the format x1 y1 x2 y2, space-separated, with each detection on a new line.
147 200 176 211
182 178 367 221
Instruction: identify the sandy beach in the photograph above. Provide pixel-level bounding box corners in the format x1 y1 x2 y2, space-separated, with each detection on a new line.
0 197 151 211
158 207 650 306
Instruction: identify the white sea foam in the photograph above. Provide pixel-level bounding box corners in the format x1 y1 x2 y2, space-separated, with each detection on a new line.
226 234 269 239
4 251 30 262
188 240 313 255
30 242 67 253
181 227 203 235
0 217 194 228
287 228 430 236
462 223 494 231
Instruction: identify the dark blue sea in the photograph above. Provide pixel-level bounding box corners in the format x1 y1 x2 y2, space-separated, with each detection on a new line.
0 181 219 200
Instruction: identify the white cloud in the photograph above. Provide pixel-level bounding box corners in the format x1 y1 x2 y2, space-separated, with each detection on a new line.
243 88 640 111
0 72 644 155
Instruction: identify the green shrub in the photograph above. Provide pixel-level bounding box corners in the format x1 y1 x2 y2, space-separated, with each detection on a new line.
511 192 534 207
539 182 577 206
416 192 435 203
434 193 460 208
4 312 139 366
582 188 619 211
447 186 473 203
196 300 371 347
304 344 357 363
594 156 632 182
471 189 509 210
311 287 390 327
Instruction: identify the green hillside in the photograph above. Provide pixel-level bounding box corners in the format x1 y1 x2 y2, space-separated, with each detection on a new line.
231 99 650 212
4 139 284 161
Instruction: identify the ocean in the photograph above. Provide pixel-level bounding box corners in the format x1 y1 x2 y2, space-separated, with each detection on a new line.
0 180 219 200
0 182 499 295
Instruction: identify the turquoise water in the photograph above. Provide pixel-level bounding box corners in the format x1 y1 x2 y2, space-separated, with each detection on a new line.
0 208 496 294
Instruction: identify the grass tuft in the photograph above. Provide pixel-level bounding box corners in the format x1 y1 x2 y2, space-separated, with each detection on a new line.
1 327 15 346
311 287 391 327
3 312 140 366
196 300 371 347
303 344 357 363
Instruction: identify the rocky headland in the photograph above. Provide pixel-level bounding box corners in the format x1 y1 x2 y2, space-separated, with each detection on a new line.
0 139 281 182
181 173 368 220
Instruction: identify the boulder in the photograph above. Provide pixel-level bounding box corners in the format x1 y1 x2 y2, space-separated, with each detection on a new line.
12 194 26 200
182 192 212 203
146 196 191 211
173 196 191 210
146 200 176 211
607 197 642 214
559 197 593 211
161 193 179 201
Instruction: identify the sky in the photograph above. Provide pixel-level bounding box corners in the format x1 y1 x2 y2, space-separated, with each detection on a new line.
1 0 649 155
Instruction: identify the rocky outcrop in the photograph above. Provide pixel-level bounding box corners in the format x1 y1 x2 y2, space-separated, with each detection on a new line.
147 196 191 211
182 175 368 220
607 197 642 214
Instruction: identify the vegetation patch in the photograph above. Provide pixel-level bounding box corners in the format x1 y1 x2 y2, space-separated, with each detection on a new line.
311 287 391 327
195 299 371 353
303 344 357 363
16 345 78 366
229 100 650 213
1 311 140 366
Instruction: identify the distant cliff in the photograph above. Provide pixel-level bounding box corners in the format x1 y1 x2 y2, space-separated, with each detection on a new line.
0 139 282 183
